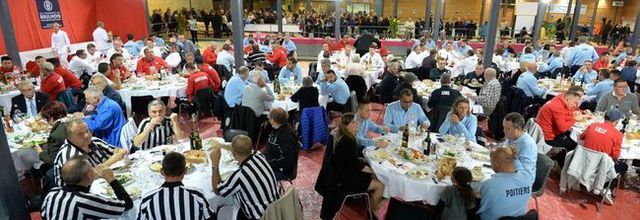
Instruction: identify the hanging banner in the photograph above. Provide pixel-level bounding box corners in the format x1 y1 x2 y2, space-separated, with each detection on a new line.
36 0 63 29
548 4 587 15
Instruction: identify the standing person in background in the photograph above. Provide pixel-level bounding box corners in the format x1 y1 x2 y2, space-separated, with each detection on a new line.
51 23 71 68
188 15 199 43
124 33 142 58
92 21 113 55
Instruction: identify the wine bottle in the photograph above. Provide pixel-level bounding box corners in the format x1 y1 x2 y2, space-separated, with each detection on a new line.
189 127 197 150
194 127 203 150
622 110 631 134
423 130 432 155
274 78 281 94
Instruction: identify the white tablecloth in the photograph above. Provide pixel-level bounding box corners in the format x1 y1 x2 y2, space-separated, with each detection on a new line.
89 139 240 219
363 133 493 205
267 83 329 113
7 119 47 172
117 77 187 116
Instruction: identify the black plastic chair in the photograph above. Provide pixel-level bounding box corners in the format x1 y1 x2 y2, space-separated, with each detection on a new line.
384 197 433 220
532 153 554 211
223 129 249 142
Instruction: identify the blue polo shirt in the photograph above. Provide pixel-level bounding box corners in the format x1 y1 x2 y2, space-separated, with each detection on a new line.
516 71 546 98
278 65 303 85
477 171 532 220
438 112 478 143
508 133 538 183
383 101 430 132
572 69 598 85
568 43 599 66
319 78 350 105
356 116 386 147
224 75 248 107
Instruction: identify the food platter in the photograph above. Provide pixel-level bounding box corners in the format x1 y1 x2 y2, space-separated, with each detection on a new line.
471 166 485 182
395 147 428 165
406 168 430 179
369 149 391 161
183 150 207 164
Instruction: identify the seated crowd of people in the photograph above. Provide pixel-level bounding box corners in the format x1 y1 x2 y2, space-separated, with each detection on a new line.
1 14 639 219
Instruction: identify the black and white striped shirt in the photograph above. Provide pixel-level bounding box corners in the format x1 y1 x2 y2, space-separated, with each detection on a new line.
41 184 127 220
137 182 216 220
53 138 116 186
135 117 175 150
217 152 279 220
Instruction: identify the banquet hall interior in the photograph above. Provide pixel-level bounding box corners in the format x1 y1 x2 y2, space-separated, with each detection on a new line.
2 0 640 219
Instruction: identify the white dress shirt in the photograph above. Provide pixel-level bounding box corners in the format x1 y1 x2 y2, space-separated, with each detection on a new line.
455 55 479 77
438 49 460 65
316 51 337 72
216 50 235 72
106 47 132 67
92 27 112 51
337 50 356 66
69 56 97 76
404 51 424 69
86 51 104 65
51 30 71 54
360 52 385 69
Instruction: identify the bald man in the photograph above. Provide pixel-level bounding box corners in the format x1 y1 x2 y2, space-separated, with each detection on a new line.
477 147 532 219
210 135 279 219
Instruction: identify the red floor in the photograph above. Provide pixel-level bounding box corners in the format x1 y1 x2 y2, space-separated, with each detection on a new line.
30 103 640 220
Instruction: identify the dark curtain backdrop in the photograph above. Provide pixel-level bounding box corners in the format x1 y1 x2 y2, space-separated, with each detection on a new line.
0 0 148 55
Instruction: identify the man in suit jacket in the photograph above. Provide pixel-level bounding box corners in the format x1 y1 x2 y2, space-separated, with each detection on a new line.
11 81 49 118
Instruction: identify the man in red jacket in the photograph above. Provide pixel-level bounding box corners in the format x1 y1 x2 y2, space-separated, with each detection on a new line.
39 62 66 102
49 58 82 90
195 56 221 93
1 56 21 82
136 48 170 75
202 44 218 67
185 63 215 102
267 42 287 69
536 87 585 165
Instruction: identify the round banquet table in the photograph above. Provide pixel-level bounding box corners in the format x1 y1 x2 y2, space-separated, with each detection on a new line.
363 133 494 205
569 115 640 160
6 117 48 172
267 83 329 113
117 76 187 116
89 138 240 219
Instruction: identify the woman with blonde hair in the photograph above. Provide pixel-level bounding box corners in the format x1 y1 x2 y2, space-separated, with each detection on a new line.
438 97 478 142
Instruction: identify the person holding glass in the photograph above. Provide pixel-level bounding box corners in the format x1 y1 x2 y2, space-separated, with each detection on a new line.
438 97 478 143
132 100 182 151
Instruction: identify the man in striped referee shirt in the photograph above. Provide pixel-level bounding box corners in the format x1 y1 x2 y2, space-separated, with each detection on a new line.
42 156 133 219
53 119 128 186
137 152 216 220
132 100 183 150
210 135 280 220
